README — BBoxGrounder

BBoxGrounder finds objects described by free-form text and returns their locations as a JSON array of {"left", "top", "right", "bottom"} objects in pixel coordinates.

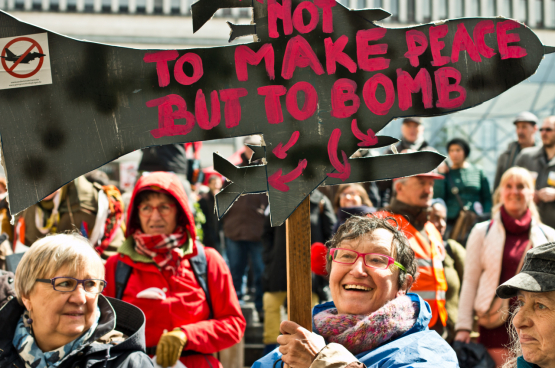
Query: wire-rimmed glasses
[{"left": 329, "top": 248, "right": 406, "bottom": 271}]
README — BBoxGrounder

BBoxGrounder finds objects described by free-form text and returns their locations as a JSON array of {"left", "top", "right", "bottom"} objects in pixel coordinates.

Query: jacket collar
[
  {"left": 517, "top": 356, "right": 539, "bottom": 368},
  {"left": 528, "top": 145, "right": 555, "bottom": 167},
  {"left": 387, "top": 199, "right": 430, "bottom": 231},
  {"left": 490, "top": 211, "right": 548, "bottom": 245}
]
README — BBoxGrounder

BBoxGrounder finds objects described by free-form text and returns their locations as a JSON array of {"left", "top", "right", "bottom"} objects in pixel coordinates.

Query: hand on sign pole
[
  {"left": 156, "top": 328, "right": 187, "bottom": 368},
  {"left": 277, "top": 320, "right": 326, "bottom": 368}
]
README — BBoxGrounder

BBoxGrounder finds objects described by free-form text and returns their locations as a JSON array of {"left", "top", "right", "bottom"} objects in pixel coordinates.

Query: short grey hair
[
  {"left": 325, "top": 215, "right": 418, "bottom": 290},
  {"left": 14, "top": 233, "right": 104, "bottom": 305}
]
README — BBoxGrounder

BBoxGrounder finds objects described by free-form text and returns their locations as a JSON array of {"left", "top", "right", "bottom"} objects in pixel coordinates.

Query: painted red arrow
[
  {"left": 327, "top": 128, "right": 351, "bottom": 181},
  {"left": 268, "top": 159, "right": 308, "bottom": 192},
  {"left": 351, "top": 119, "right": 378, "bottom": 147},
  {"left": 272, "top": 131, "right": 300, "bottom": 159}
]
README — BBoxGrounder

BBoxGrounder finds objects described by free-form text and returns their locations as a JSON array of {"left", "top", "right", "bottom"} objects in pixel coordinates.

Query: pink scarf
[
  {"left": 313, "top": 295, "right": 417, "bottom": 355},
  {"left": 133, "top": 227, "right": 188, "bottom": 274}
]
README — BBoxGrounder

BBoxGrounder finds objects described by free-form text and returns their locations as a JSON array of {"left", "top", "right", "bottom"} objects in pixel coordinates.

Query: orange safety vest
[{"left": 381, "top": 212, "right": 448, "bottom": 328}]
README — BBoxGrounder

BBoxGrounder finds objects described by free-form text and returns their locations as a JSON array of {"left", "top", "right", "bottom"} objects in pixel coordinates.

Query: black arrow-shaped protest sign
[
  {"left": 214, "top": 149, "right": 444, "bottom": 221},
  {"left": 0, "top": 0, "right": 553, "bottom": 227}
]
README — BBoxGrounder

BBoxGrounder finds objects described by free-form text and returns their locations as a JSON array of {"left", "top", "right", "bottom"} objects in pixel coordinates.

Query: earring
[{"left": 23, "top": 311, "right": 33, "bottom": 327}]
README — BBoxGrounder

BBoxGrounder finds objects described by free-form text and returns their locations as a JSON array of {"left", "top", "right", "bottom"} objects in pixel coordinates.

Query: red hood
[{"left": 126, "top": 172, "right": 197, "bottom": 244}]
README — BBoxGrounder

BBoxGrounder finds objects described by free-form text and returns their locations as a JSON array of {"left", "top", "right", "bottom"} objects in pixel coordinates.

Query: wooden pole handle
[{"left": 286, "top": 195, "right": 313, "bottom": 330}]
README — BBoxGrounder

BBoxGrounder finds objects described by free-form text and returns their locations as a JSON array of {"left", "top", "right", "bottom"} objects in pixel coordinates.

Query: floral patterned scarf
[{"left": 313, "top": 295, "right": 418, "bottom": 355}]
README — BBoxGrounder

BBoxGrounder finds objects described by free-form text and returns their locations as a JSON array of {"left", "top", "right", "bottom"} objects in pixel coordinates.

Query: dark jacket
[
  {"left": 517, "top": 356, "right": 539, "bottom": 367},
  {"left": 0, "top": 295, "right": 153, "bottom": 368},
  {"left": 139, "top": 144, "right": 188, "bottom": 174},
  {"left": 0, "top": 270, "right": 15, "bottom": 309},
  {"left": 261, "top": 190, "right": 335, "bottom": 297},
  {"left": 494, "top": 141, "right": 533, "bottom": 190},
  {"left": 198, "top": 191, "right": 221, "bottom": 250},
  {"left": 515, "top": 145, "right": 555, "bottom": 229},
  {"left": 222, "top": 154, "right": 268, "bottom": 242},
  {"left": 433, "top": 163, "right": 492, "bottom": 220}
]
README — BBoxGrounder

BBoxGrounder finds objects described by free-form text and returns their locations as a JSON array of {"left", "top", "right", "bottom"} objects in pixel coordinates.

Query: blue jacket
[{"left": 253, "top": 293, "right": 458, "bottom": 367}]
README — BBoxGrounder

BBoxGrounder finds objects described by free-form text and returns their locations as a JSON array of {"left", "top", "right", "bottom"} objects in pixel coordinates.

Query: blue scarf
[{"left": 13, "top": 307, "right": 101, "bottom": 368}]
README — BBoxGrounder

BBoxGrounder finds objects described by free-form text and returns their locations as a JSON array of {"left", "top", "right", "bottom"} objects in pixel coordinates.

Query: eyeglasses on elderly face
[
  {"left": 138, "top": 203, "right": 176, "bottom": 216},
  {"left": 329, "top": 248, "right": 406, "bottom": 271},
  {"left": 36, "top": 277, "right": 107, "bottom": 294},
  {"left": 539, "top": 127, "right": 554, "bottom": 133}
]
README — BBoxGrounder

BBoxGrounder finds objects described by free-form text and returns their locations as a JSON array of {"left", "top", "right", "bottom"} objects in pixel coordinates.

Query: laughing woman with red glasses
[
  {"left": 253, "top": 215, "right": 458, "bottom": 368},
  {"left": 103, "top": 172, "right": 246, "bottom": 368}
]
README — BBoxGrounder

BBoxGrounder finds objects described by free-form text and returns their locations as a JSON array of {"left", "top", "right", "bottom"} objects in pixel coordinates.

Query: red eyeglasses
[
  {"left": 138, "top": 203, "right": 176, "bottom": 216},
  {"left": 329, "top": 248, "right": 406, "bottom": 271}
]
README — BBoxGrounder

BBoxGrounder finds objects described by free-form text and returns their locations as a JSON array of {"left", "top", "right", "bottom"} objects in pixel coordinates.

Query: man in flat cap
[{"left": 493, "top": 111, "right": 538, "bottom": 190}]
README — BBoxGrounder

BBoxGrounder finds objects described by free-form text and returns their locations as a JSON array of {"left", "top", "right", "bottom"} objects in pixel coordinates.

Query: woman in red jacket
[{"left": 104, "top": 172, "right": 246, "bottom": 368}]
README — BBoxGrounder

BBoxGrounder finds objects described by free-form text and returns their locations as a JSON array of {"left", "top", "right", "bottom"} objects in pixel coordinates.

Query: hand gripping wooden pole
[{"left": 286, "top": 195, "right": 312, "bottom": 331}]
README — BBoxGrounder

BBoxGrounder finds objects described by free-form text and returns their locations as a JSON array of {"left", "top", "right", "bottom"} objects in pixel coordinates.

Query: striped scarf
[
  {"left": 133, "top": 227, "right": 188, "bottom": 274},
  {"left": 313, "top": 295, "right": 418, "bottom": 355}
]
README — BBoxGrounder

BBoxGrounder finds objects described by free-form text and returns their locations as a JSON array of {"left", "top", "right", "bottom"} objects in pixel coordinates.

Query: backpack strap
[
  {"left": 443, "top": 240, "right": 455, "bottom": 261},
  {"left": 115, "top": 260, "right": 133, "bottom": 300},
  {"left": 485, "top": 220, "right": 494, "bottom": 236},
  {"left": 190, "top": 242, "right": 214, "bottom": 319},
  {"left": 113, "top": 243, "right": 214, "bottom": 319}
]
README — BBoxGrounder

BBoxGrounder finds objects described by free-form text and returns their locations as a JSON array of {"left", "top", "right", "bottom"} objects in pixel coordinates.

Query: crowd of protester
[{"left": 2, "top": 112, "right": 555, "bottom": 368}]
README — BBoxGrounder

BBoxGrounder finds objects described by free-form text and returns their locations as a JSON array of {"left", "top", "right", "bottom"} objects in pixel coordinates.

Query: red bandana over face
[{"left": 133, "top": 226, "right": 189, "bottom": 274}]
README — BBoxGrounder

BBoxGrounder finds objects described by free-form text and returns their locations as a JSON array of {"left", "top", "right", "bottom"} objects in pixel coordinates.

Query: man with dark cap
[
  {"left": 493, "top": 111, "right": 538, "bottom": 190},
  {"left": 377, "top": 117, "right": 437, "bottom": 207},
  {"left": 516, "top": 116, "right": 555, "bottom": 229}
]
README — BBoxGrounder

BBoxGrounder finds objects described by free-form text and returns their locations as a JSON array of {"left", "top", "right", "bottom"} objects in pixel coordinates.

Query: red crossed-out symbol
[{"left": 1, "top": 37, "right": 45, "bottom": 79}]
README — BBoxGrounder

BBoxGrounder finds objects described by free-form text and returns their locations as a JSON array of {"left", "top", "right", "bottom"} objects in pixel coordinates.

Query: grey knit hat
[{"left": 497, "top": 242, "right": 555, "bottom": 299}]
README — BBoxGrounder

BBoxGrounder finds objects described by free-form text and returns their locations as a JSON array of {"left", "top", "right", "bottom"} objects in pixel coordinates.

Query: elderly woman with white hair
[{"left": 0, "top": 233, "right": 153, "bottom": 368}]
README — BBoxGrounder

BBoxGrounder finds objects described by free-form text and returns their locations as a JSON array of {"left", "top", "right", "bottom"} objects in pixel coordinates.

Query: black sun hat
[{"left": 497, "top": 242, "right": 555, "bottom": 299}]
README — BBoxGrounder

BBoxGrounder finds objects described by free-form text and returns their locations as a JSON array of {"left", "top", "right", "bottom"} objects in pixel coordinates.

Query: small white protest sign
[{"left": 0, "top": 32, "right": 52, "bottom": 90}]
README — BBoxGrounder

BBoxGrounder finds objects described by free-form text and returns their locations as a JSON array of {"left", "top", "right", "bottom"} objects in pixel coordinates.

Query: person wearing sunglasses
[
  {"left": 0, "top": 233, "right": 153, "bottom": 368},
  {"left": 516, "top": 116, "right": 555, "bottom": 230},
  {"left": 253, "top": 215, "right": 458, "bottom": 368},
  {"left": 103, "top": 172, "right": 245, "bottom": 368}
]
